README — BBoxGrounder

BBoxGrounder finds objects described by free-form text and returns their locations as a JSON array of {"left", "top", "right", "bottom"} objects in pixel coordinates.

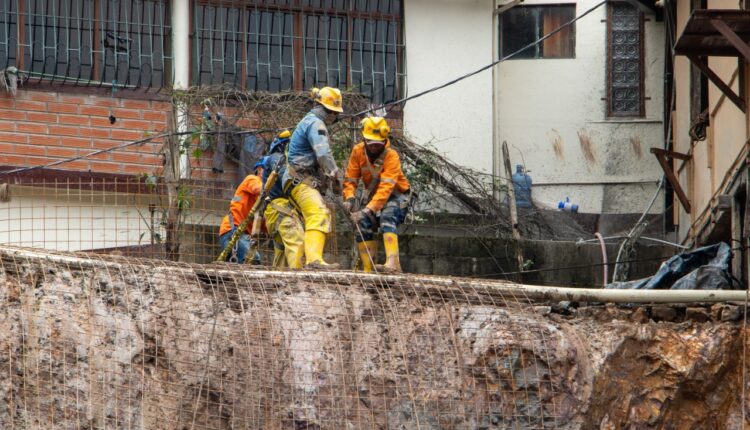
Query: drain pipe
[{"left": 594, "top": 232, "right": 608, "bottom": 287}]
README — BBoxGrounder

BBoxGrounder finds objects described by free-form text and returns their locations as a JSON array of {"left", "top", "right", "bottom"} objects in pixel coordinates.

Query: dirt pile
[{"left": 0, "top": 247, "right": 746, "bottom": 429}]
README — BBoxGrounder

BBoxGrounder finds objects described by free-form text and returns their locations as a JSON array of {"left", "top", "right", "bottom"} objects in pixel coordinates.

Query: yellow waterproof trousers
[
  {"left": 289, "top": 183, "right": 331, "bottom": 233},
  {"left": 264, "top": 198, "right": 305, "bottom": 269}
]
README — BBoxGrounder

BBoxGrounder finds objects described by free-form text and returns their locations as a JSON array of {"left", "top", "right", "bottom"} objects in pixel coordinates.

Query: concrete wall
[
  {"left": 494, "top": 0, "right": 665, "bottom": 216},
  {"left": 402, "top": 0, "right": 495, "bottom": 174}
]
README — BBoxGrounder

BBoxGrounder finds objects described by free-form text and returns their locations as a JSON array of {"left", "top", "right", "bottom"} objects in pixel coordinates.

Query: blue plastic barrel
[{"left": 512, "top": 164, "right": 533, "bottom": 208}]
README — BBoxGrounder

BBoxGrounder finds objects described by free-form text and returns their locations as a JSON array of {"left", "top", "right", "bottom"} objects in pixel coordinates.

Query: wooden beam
[
  {"left": 710, "top": 19, "right": 750, "bottom": 63},
  {"left": 502, "top": 141, "right": 524, "bottom": 275},
  {"left": 652, "top": 150, "right": 691, "bottom": 213},
  {"left": 650, "top": 147, "right": 691, "bottom": 161},
  {"left": 687, "top": 54, "right": 746, "bottom": 112}
]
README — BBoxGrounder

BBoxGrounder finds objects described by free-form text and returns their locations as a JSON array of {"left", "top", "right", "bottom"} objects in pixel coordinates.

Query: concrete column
[{"left": 172, "top": 0, "right": 190, "bottom": 178}]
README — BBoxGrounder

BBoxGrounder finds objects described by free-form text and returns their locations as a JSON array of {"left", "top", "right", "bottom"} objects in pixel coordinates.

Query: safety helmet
[
  {"left": 269, "top": 129, "right": 291, "bottom": 154},
  {"left": 361, "top": 117, "right": 390, "bottom": 142},
  {"left": 311, "top": 87, "right": 343, "bottom": 113}
]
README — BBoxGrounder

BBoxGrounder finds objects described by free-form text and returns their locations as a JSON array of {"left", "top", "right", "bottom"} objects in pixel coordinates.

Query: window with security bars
[
  {"left": 192, "top": 0, "right": 403, "bottom": 105},
  {"left": 499, "top": 4, "right": 576, "bottom": 59},
  {"left": 607, "top": 2, "right": 644, "bottom": 117},
  {"left": 0, "top": 0, "right": 172, "bottom": 90}
]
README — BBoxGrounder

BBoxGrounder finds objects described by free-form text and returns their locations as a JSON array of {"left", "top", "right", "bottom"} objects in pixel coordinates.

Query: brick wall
[{"left": 0, "top": 89, "right": 171, "bottom": 175}]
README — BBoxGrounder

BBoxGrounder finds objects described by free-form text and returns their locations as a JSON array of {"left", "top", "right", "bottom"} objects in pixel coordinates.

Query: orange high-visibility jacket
[
  {"left": 219, "top": 175, "right": 263, "bottom": 236},
  {"left": 343, "top": 140, "right": 410, "bottom": 212}
]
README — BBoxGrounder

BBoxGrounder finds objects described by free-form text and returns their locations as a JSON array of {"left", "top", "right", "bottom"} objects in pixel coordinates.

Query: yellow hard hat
[
  {"left": 361, "top": 117, "right": 390, "bottom": 141},
  {"left": 278, "top": 129, "right": 291, "bottom": 139},
  {"left": 311, "top": 87, "right": 343, "bottom": 113}
]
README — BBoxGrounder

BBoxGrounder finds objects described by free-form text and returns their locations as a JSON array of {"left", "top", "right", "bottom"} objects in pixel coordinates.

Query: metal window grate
[
  {"left": 0, "top": 0, "right": 172, "bottom": 90},
  {"left": 607, "top": 2, "right": 643, "bottom": 117},
  {"left": 192, "top": 0, "right": 404, "bottom": 106}
]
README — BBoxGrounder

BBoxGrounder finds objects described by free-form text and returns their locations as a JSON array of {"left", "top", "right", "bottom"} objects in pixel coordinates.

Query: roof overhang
[{"left": 621, "top": 0, "right": 663, "bottom": 19}]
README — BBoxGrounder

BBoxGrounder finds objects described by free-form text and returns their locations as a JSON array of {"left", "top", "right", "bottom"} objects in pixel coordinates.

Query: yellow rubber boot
[
  {"left": 357, "top": 240, "right": 378, "bottom": 272},
  {"left": 378, "top": 232, "right": 402, "bottom": 273},
  {"left": 304, "top": 230, "right": 339, "bottom": 268}
]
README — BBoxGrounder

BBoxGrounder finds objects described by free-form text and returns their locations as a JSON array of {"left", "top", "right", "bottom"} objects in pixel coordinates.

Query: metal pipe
[
  {"left": 172, "top": 0, "right": 190, "bottom": 179},
  {"left": 3, "top": 245, "right": 748, "bottom": 304},
  {"left": 595, "top": 232, "right": 608, "bottom": 286}
]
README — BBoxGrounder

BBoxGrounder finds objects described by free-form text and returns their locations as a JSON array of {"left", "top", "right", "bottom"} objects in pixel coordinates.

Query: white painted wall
[
  {"left": 403, "top": 0, "right": 495, "bottom": 175},
  {"left": 494, "top": 0, "right": 665, "bottom": 214}
]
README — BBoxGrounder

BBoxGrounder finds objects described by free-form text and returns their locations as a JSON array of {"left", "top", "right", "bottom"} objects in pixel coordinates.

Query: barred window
[
  {"left": 0, "top": 0, "right": 172, "bottom": 90},
  {"left": 192, "top": 0, "right": 404, "bottom": 105},
  {"left": 607, "top": 2, "right": 644, "bottom": 117}
]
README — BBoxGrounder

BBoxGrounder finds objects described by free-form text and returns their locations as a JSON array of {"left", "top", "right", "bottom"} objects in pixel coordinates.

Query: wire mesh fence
[{"left": 0, "top": 244, "right": 566, "bottom": 429}]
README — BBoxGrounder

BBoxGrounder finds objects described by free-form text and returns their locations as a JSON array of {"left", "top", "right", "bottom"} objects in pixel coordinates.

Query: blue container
[
  {"left": 512, "top": 164, "right": 533, "bottom": 208},
  {"left": 557, "top": 197, "right": 579, "bottom": 213}
]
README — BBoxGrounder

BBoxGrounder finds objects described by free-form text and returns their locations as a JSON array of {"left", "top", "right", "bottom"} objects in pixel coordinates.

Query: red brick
[
  {"left": 0, "top": 110, "right": 26, "bottom": 121},
  {"left": 58, "top": 115, "right": 91, "bottom": 126},
  {"left": 87, "top": 152, "right": 111, "bottom": 161},
  {"left": 31, "top": 135, "right": 61, "bottom": 146},
  {"left": 56, "top": 95, "right": 86, "bottom": 104},
  {"left": 111, "top": 108, "right": 142, "bottom": 120},
  {"left": 47, "top": 103, "right": 79, "bottom": 114},
  {"left": 142, "top": 110, "right": 168, "bottom": 122},
  {"left": 46, "top": 147, "right": 78, "bottom": 158},
  {"left": 17, "top": 123, "right": 48, "bottom": 134},
  {"left": 0, "top": 154, "right": 52, "bottom": 166},
  {"left": 0, "top": 142, "right": 14, "bottom": 153},
  {"left": 0, "top": 99, "right": 15, "bottom": 109},
  {"left": 90, "top": 117, "right": 116, "bottom": 128},
  {"left": 122, "top": 164, "right": 153, "bottom": 174},
  {"left": 60, "top": 160, "right": 89, "bottom": 170},
  {"left": 27, "top": 112, "right": 58, "bottom": 123},
  {"left": 15, "top": 143, "right": 46, "bottom": 156},
  {"left": 48, "top": 125, "right": 80, "bottom": 137},
  {"left": 0, "top": 132, "right": 28, "bottom": 144},
  {"left": 14, "top": 100, "right": 47, "bottom": 111},
  {"left": 92, "top": 140, "right": 117, "bottom": 150},
  {"left": 89, "top": 98, "right": 120, "bottom": 107},
  {"left": 121, "top": 99, "right": 151, "bottom": 110},
  {"left": 110, "top": 129, "right": 146, "bottom": 141},
  {"left": 0, "top": 121, "right": 15, "bottom": 132},
  {"left": 152, "top": 101, "right": 171, "bottom": 110},
  {"left": 23, "top": 92, "right": 57, "bottom": 103},
  {"left": 89, "top": 161, "right": 122, "bottom": 173},
  {"left": 59, "top": 137, "right": 92, "bottom": 148},
  {"left": 78, "top": 128, "right": 110, "bottom": 139},
  {"left": 115, "top": 119, "right": 152, "bottom": 130},
  {"left": 80, "top": 105, "right": 111, "bottom": 116}
]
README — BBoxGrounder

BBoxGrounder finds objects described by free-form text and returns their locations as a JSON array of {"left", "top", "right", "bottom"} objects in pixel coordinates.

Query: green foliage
[
  {"left": 522, "top": 259, "right": 534, "bottom": 271},
  {"left": 176, "top": 185, "right": 192, "bottom": 212}
]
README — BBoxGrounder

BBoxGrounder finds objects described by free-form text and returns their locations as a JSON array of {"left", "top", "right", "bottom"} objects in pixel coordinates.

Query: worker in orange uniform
[
  {"left": 218, "top": 167, "right": 264, "bottom": 264},
  {"left": 343, "top": 117, "right": 411, "bottom": 272}
]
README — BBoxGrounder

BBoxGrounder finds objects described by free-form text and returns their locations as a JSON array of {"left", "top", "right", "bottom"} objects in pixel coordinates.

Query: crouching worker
[
  {"left": 260, "top": 130, "right": 305, "bottom": 268},
  {"left": 282, "top": 86, "right": 344, "bottom": 268},
  {"left": 343, "top": 117, "right": 411, "bottom": 272},
  {"left": 218, "top": 166, "right": 264, "bottom": 264}
]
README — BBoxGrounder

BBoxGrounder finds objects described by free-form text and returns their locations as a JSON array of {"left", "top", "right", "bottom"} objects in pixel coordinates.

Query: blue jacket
[
  {"left": 283, "top": 109, "right": 338, "bottom": 188},
  {"left": 261, "top": 152, "right": 286, "bottom": 200}
]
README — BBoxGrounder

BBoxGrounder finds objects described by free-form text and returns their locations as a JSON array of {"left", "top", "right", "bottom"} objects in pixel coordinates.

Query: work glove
[
  {"left": 342, "top": 198, "right": 355, "bottom": 213},
  {"left": 350, "top": 208, "right": 372, "bottom": 225}
]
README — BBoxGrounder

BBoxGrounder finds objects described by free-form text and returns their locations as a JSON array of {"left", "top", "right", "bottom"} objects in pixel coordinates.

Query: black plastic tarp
[{"left": 606, "top": 242, "right": 736, "bottom": 290}]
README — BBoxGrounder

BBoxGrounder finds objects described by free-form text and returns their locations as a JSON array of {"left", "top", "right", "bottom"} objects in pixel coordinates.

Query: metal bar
[
  {"left": 687, "top": 54, "right": 746, "bottom": 112},
  {"left": 652, "top": 149, "right": 691, "bottom": 213}
]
